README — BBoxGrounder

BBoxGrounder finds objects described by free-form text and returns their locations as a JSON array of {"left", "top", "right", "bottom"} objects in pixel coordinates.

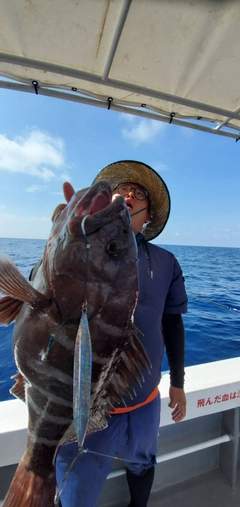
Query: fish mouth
[
  {"left": 88, "top": 189, "right": 112, "bottom": 216},
  {"left": 68, "top": 181, "right": 130, "bottom": 237}
]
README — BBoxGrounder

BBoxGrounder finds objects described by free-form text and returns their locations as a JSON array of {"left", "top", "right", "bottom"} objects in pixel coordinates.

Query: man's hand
[
  {"left": 168, "top": 386, "right": 186, "bottom": 423},
  {"left": 51, "top": 182, "right": 76, "bottom": 222},
  {"left": 63, "top": 182, "right": 75, "bottom": 202}
]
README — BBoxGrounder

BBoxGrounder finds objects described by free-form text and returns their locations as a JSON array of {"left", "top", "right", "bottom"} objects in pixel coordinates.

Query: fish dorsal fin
[
  {"left": 87, "top": 324, "right": 151, "bottom": 434},
  {"left": 10, "top": 373, "right": 26, "bottom": 402},
  {"left": 0, "top": 252, "right": 50, "bottom": 309},
  {"left": 0, "top": 296, "right": 24, "bottom": 324}
]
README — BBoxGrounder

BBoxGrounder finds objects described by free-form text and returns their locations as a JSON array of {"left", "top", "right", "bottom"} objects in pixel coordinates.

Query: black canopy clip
[
  {"left": 169, "top": 112, "right": 175, "bottom": 124},
  {"left": 108, "top": 97, "right": 113, "bottom": 110},
  {"left": 32, "top": 81, "right": 39, "bottom": 95}
]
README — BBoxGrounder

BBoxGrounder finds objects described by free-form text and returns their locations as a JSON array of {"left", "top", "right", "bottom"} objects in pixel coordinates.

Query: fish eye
[{"left": 106, "top": 240, "right": 121, "bottom": 256}]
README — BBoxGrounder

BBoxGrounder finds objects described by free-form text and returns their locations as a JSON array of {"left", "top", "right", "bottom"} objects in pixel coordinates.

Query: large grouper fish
[{"left": 0, "top": 181, "right": 151, "bottom": 507}]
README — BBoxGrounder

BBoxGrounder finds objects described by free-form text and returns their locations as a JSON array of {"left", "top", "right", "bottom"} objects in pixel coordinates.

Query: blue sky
[{"left": 0, "top": 87, "right": 239, "bottom": 247}]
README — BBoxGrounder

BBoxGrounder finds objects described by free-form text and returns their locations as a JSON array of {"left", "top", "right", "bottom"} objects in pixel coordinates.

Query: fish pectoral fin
[
  {"left": 10, "top": 372, "right": 26, "bottom": 402},
  {"left": 0, "top": 296, "right": 24, "bottom": 324},
  {"left": 88, "top": 325, "right": 152, "bottom": 432},
  {"left": 109, "top": 326, "right": 152, "bottom": 400},
  {"left": 0, "top": 252, "right": 51, "bottom": 310},
  {"left": 87, "top": 412, "right": 108, "bottom": 434}
]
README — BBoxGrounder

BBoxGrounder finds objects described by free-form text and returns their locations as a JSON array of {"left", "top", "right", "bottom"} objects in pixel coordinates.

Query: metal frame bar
[
  {"left": 102, "top": 0, "right": 132, "bottom": 80},
  {"left": 107, "top": 433, "right": 231, "bottom": 480},
  {"left": 107, "top": 408, "right": 240, "bottom": 485},
  {"left": 0, "top": 79, "right": 239, "bottom": 139},
  {"left": 220, "top": 407, "right": 240, "bottom": 487},
  {"left": 1, "top": 52, "right": 240, "bottom": 128}
]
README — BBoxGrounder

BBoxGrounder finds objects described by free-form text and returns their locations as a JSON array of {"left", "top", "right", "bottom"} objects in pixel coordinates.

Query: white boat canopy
[{"left": 1, "top": 0, "right": 240, "bottom": 139}]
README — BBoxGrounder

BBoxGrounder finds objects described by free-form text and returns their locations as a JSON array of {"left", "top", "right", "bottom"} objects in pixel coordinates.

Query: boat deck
[
  {"left": 0, "top": 466, "right": 239, "bottom": 507},
  {"left": 114, "top": 466, "right": 240, "bottom": 507}
]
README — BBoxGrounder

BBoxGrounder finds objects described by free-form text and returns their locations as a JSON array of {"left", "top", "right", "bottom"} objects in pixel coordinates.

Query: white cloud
[
  {"left": 153, "top": 162, "right": 168, "bottom": 172},
  {"left": 59, "top": 171, "right": 72, "bottom": 182},
  {"left": 26, "top": 184, "right": 45, "bottom": 193},
  {"left": 121, "top": 114, "right": 135, "bottom": 124},
  {"left": 120, "top": 115, "right": 165, "bottom": 145},
  {"left": 0, "top": 129, "right": 68, "bottom": 181}
]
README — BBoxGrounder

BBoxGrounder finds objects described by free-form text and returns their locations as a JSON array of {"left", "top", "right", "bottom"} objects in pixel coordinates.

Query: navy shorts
[{"left": 56, "top": 393, "right": 161, "bottom": 507}]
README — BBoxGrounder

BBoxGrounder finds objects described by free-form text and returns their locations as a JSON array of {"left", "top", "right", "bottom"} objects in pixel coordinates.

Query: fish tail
[{"left": 3, "top": 460, "right": 56, "bottom": 507}]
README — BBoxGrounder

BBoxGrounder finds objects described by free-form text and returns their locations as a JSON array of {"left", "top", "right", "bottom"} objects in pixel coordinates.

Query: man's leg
[
  {"left": 126, "top": 466, "right": 155, "bottom": 507},
  {"left": 122, "top": 394, "right": 161, "bottom": 507}
]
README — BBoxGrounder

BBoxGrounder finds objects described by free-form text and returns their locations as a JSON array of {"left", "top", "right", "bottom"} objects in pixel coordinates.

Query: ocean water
[{"left": 0, "top": 238, "right": 239, "bottom": 401}]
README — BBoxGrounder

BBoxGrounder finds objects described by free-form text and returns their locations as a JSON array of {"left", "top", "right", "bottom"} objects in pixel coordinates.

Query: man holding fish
[
  {"left": 0, "top": 159, "right": 186, "bottom": 507},
  {"left": 56, "top": 160, "right": 187, "bottom": 507}
]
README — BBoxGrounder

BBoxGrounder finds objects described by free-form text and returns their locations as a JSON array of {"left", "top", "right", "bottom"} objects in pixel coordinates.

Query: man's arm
[
  {"left": 162, "top": 313, "right": 186, "bottom": 422},
  {"left": 51, "top": 182, "right": 75, "bottom": 221}
]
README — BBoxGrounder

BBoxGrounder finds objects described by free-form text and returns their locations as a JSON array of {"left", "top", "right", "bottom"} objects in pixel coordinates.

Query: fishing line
[
  {"left": 83, "top": 448, "right": 142, "bottom": 464},
  {"left": 188, "top": 292, "right": 240, "bottom": 313},
  {"left": 54, "top": 450, "right": 84, "bottom": 505},
  {"left": 54, "top": 445, "right": 141, "bottom": 505}
]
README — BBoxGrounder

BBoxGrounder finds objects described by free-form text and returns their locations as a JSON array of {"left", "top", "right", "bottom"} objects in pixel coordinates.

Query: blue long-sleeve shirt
[{"left": 122, "top": 233, "right": 188, "bottom": 407}]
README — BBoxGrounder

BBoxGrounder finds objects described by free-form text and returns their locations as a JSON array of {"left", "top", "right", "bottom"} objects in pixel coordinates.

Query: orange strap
[{"left": 109, "top": 386, "right": 159, "bottom": 414}]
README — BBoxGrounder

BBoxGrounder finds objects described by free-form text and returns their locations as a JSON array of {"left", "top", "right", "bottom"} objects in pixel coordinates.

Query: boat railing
[{"left": 0, "top": 357, "right": 239, "bottom": 505}]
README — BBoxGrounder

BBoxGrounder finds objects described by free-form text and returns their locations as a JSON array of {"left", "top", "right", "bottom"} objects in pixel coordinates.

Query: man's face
[{"left": 112, "top": 183, "right": 150, "bottom": 235}]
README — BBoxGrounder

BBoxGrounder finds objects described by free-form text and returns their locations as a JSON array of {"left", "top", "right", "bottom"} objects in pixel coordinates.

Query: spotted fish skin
[{"left": 0, "top": 181, "right": 150, "bottom": 507}]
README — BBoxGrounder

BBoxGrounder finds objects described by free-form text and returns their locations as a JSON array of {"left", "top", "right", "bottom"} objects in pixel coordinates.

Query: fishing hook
[{"left": 81, "top": 215, "right": 90, "bottom": 248}]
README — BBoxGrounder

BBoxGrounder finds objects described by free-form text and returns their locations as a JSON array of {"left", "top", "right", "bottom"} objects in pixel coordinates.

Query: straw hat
[{"left": 92, "top": 160, "right": 170, "bottom": 241}]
